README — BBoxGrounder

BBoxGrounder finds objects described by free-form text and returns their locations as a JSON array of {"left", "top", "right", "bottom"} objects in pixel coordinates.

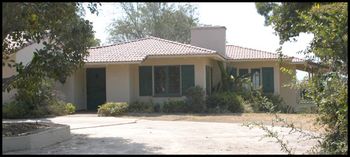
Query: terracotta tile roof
[
  {"left": 86, "top": 36, "right": 218, "bottom": 63},
  {"left": 86, "top": 36, "right": 306, "bottom": 63},
  {"left": 225, "top": 45, "right": 304, "bottom": 63}
]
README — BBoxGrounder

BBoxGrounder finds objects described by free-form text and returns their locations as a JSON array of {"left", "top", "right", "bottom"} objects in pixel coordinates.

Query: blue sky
[{"left": 83, "top": 2, "right": 312, "bottom": 80}]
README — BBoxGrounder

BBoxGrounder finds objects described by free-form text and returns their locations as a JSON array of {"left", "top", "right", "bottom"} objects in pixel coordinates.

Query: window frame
[{"left": 153, "top": 65, "right": 181, "bottom": 97}]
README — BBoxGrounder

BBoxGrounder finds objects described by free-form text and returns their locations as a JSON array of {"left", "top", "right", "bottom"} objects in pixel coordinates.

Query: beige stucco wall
[
  {"left": 279, "top": 64, "right": 298, "bottom": 108},
  {"left": 53, "top": 68, "right": 85, "bottom": 110},
  {"left": 15, "top": 42, "right": 45, "bottom": 66},
  {"left": 106, "top": 64, "right": 131, "bottom": 103},
  {"left": 131, "top": 56, "right": 219, "bottom": 104}
]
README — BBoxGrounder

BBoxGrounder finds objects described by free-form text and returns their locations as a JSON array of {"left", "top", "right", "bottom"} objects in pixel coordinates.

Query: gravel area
[{"left": 3, "top": 114, "right": 320, "bottom": 154}]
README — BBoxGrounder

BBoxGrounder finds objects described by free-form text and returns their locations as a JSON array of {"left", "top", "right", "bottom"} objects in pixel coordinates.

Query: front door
[{"left": 86, "top": 68, "right": 106, "bottom": 111}]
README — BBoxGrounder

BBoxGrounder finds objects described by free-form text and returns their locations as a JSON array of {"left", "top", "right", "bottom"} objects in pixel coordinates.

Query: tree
[
  {"left": 255, "top": 2, "right": 348, "bottom": 154},
  {"left": 2, "top": 2, "right": 100, "bottom": 92},
  {"left": 107, "top": 3, "right": 199, "bottom": 44}
]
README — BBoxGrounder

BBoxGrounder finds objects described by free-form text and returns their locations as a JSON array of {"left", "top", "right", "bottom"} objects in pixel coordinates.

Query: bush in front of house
[
  {"left": 184, "top": 86, "right": 206, "bottom": 113},
  {"left": 2, "top": 101, "right": 30, "bottom": 119},
  {"left": 46, "top": 100, "right": 68, "bottom": 116},
  {"left": 128, "top": 101, "right": 154, "bottom": 113},
  {"left": 162, "top": 100, "right": 188, "bottom": 113},
  {"left": 97, "top": 102, "right": 128, "bottom": 116},
  {"left": 206, "top": 92, "right": 244, "bottom": 113},
  {"left": 65, "top": 103, "right": 76, "bottom": 114}
]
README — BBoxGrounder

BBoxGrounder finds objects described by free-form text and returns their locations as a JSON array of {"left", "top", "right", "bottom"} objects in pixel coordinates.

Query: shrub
[
  {"left": 162, "top": 100, "right": 188, "bottom": 113},
  {"left": 65, "top": 103, "right": 76, "bottom": 114},
  {"left": 206, "top": 92, "right": 244, "bottom": 113},
  {"left": 249, "top": 90, "right": 275, "bottom": 113},
  {"left": 47, "top": 101, "right": 68, "bottom": 116},
  {"left": 128, "top": 101, "right": 154, "bottom": 113},
  {"left": 97, "top": 102, "right": 128, "bottom": 116},
  {"left": 3, "top": 101, "right": 30, "bottom": 119},
  {"left": 153, "top": 103, "right": 162, "bottom": 113},
  {"left": 184, "top": 86, "right": 206, "bottom": 113}
]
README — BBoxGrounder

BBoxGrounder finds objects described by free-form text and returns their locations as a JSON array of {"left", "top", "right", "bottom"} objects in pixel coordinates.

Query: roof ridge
[
  {"left": 89, "top": 37, "right": 151, "bottom": 49},
  {"left": 148, "top": 36, "right": 216, "bottom": 53},
  {"left": 226, "top": 44, "right": 291, "bottom": 58}
]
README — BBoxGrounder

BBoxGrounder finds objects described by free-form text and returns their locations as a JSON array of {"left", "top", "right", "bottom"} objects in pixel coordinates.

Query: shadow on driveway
[{"left": 5, "top": 133, "right": 162, "bottom": 154}]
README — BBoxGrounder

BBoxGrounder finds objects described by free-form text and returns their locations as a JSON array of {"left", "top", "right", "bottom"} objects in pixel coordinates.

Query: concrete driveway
[{"left": 4, "top": 114, "right": 319, "bottom": 154}]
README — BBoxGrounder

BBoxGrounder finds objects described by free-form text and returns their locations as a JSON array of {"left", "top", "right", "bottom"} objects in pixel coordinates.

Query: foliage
[
  {"left": 213, "top": 61, "right": 251, "bottom": 93},
  {"left": 2, "top": 101, "right": 30, "bottom": 119},
  {"left": 311, "top": 73, "right": 348, "bottom": 154},
  {"left": 206, "top": 92, "right": 244, "bottom": 113},
  {"left": 256, "top": 2, "right": 348, "bottom": 154},
  {"left": 265, "top": 94, "right": 294, "bottom": 113},
  {"left": 107, "top": 3, "right": 198, "bottom": 44},
  {"left": 47, "top": 101, "right": 68, "bottom": 116},
  {"left": 153, "top": 103, "right": 162, "bottom": 113},
  {"left": 2, "top": 2, "right": 99, "bottom": 92},
  {"left": 97, "top": 102, "right": 129, "bottom": 116},
  {"left": 65, "top": 103, "right": 76, "bottom": 114},
  {"left": 184, "top": 86, "right": 206, "bottom": 113},
  {"left": 162, "top": 100, "right": 188, "bottom": 113},
  {"left": 128, "top": 101, "right": 154, "bottom": 113}
]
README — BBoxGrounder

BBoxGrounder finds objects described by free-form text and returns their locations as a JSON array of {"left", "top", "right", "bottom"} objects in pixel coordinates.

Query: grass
[{"left": 122, "top": 113, "right": 324, "bottom": 133}]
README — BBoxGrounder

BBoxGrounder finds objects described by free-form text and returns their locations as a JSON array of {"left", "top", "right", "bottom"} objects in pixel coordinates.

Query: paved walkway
[{"left": 4, "top": 114, "right": 319, "bottom": 154}]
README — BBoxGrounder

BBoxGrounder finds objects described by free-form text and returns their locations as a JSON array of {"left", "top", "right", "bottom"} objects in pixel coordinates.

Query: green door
[{"left": 86, "top": 68, "right": 106, "bottom": 111}]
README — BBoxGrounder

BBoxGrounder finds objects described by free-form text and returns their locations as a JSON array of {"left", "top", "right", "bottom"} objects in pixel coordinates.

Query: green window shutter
[
  {"left": 206, "top": 66, "right": 212, "bottom": 95},
  {"left": 239, "top": 69, "right": 248, "bottom": 77},
  {"left": 139, "top": 66, "right": 153, "bottom": 96},
  {"left": 181, "top": 65, "right": 195, "bottom": 96},
  {"left": 262, "top": 67, "right": 274, "bottom": 93}
]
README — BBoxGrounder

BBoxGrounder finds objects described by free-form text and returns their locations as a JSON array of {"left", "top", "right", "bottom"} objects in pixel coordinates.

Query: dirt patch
[
  {"left": 122, "top": 113, "right": 324, "bottom": 133},
  {"left": 2, "top": 122, "right": 62, "bottom": 137}
]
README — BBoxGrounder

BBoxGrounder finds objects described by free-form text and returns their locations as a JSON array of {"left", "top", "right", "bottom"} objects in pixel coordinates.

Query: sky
[{"left": 83, "top": 2, "right": 312, "bottom": 80}]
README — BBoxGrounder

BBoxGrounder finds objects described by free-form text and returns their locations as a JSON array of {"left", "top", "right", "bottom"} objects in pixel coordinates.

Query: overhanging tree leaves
[
  {"left": 107, "top": 2, "right": 199, "bottom": 44},
  {"left": 2, "top": 2, "right": 100, "bottom": 92},
  {"left": 255, "top": 2, "right": 348, "bottom": 154}
]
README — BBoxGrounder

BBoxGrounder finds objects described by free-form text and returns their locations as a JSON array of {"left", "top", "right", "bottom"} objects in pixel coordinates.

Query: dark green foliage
[
  {"left": 47, "top": 101, "right": 68, "bottom": 116},
  {"left": 162, "top": 100, "right": 188, "bottom": 113},
  {"left": 184, "top": 86, "right": 205, "bottom": 113},
  {"left": 97, "top": 102, "right": 129, "bottom": 117},
  {"left": 3, "top": 2, "right": 99, "bottom": 92},
  {"left": 206, "top": 92, "right": 244, "bottom": 113},
  {"left": 3, "top": 101, "right": 30, "bottom": 119},
  {"left": 128, "top": 101, "right": 154, "bottom": 113},
  {"left": 265, "top": 94, "right": 294, "bottom": 113},
  {"left": 256, "top": 2, "right": 348, "bottom": 154}
]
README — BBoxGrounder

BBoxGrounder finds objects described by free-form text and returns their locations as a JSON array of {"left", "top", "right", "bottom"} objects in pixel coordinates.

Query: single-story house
[{"left": 2, "top": 26, "right": 317, "bottom": 111}]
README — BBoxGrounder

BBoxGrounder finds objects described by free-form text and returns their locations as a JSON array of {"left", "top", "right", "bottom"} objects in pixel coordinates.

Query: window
[
  {"left": 251, "top": 68, "right": 261, "bottom": 89},
  {"left": 239, "top": 69, "right": 248, "bottom": 77},
  {"left": 154, "top": 66, "right": 180, "bottom": 96},
  {"left": 239, "top": 68, "right": 249, "bottom": 91},
  {"left": 139, "top": 65, "right": 195, "bottom": 97}
]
